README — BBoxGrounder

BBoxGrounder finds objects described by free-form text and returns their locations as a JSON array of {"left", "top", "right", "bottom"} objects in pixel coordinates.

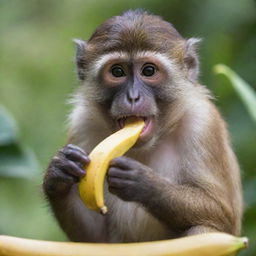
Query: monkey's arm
[
  {"left": 43, "top": 144, "right": 107, "bottom": 242},
  {"left": 141, "top": 180, "right": 234, "bottom": 235},
  {"left": 108, "top": 156, "right": 236, "bottom": 236}
]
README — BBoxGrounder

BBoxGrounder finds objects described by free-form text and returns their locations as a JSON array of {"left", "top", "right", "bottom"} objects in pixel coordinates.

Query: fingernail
[
  {"left": 79, "top": 169, "right": 86, "bottom": 176},
  {"left": 82, "top": 156, "right": 90, "bottom": 163}
]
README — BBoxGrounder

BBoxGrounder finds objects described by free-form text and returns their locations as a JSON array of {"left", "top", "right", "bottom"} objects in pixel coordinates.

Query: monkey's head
[{"left": 74, "top": 10, "right": 201, "bottom": 148}]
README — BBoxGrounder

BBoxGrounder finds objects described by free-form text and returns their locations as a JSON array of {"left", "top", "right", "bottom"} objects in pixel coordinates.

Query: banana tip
[{"left": 100, "top": 206, "right": 108, "bottom": 215}]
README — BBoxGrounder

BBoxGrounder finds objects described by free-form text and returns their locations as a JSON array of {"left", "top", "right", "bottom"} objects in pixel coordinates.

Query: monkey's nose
[{"left": 127, "top": 87, "right": 140, "bottom": 104}]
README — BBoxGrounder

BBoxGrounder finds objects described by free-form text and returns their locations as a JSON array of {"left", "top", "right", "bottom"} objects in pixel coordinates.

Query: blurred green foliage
[
  {"left": 0, "top": 106, "right": 39, "bottom": 179},
  {"left": 214, "top": 64, "right": 256, "bottom": 123},
  {"left": 0, "top": 0, "right": 255, "bottom": 255}
]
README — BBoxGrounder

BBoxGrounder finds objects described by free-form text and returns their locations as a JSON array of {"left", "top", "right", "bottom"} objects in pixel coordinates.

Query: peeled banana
[
  {"left": 0, "top": 232, "right": 248, "bottom": 256},
  {"left": 79, "top": 118, "right": 145, "bottom": 214}
]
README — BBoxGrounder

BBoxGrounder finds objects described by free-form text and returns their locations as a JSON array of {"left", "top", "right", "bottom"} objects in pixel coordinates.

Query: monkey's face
[
  {"left": 75, "top": 11, "right": 200, "bottom": 147},
  {"left": 89, "top": 51, "right": 178, "bottom": 147}
]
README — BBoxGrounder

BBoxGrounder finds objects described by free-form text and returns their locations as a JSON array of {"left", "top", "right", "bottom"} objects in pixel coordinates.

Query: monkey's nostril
[
  {"left": 135, "top": 95, "right": 140, "bottom": 102},
  {"left": 132, "top": 95, "right": 140, "bottom": 103}
]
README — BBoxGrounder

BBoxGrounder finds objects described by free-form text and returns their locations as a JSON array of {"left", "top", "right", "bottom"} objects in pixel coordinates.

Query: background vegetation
[{"left": 0, "top": 0, "right": 255, "bottom": 255}]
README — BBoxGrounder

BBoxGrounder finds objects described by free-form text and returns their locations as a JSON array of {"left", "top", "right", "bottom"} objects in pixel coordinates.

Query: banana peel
[
  {"left": 0, "top": 232, "right": 248, "bottom": 256},
  {"left": 79, "top": 118, "right": 145, "bottom": 214}
]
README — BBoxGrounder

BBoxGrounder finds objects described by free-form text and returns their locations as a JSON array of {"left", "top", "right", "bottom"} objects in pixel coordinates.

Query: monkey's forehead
[{"left": 86, "top": 11, "right": 184, "bottom": 54}]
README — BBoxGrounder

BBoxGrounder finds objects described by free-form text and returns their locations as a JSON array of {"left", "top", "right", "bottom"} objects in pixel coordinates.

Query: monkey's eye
[
  {"left": 111, "top": 66, "right": 125, "bottom": 77},
  {"left": 142, "top": 65, "right": 156, "bottom": 77}
]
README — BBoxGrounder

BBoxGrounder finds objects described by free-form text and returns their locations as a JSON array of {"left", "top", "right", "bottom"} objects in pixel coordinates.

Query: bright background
[{"left": 0, "top": 1, "right": 255, "bottom": 255}]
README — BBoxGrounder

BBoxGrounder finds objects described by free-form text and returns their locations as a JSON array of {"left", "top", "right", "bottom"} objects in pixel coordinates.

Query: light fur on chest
[{"left": 105, "top": 192, "right": 170, "bottom": 242}]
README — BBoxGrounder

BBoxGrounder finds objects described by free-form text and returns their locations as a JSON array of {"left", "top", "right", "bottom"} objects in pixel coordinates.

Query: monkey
[{"left": 43, "top": 9, "right": 243, "bottom": 243}]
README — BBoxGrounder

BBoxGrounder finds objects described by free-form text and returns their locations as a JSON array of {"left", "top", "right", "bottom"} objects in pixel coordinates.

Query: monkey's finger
[
  {"left": 52, "top": 156, "right": 86, "bottom": 178},
  {"left": 43, "top": 168, "right": 78, "bottom": 195},
  {"left": 66, "top": 144, "right": 88, "bottom": 155},
  {"left": 110, "top": 156, "right": 144, "bottom": 170},
  {"left": 60, "top": 147, "right": 90, "bottom": 166},
  {"left": 107, "top": 176, "right": 134, "bottom": 188},
  {"left": 108, "top": 167, "right": 135, "bottom": 180},
  {"left": 49, "top": 167, "right": 78, "bottom": 184},
  {"left": 108, "top": 187, "right": 120, "bottom": 196}
]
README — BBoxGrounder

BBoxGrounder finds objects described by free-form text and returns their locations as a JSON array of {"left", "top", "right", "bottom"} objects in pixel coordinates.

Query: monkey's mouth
[{"left": 116, "top": 116, "right": 154, "bottom": 139}]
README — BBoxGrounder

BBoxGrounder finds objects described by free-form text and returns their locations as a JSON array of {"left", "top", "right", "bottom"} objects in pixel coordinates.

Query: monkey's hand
[
  {"left": 43, "top": 144, "right": 90, "bottom": 198},
  {"left": 107, "top": 156, "right": 156, "bottom": 202}
]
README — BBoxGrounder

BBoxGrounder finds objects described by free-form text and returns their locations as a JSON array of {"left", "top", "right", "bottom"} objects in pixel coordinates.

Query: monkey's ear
[
  {"left": 73, "top": 39, "right": 87, "bottom": 80},
  {"left": 184, "top": 38, "right": 201, "bottom": 82}
]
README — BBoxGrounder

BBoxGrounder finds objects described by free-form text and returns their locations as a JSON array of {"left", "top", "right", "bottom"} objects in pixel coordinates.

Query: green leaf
[
  {"left": 0, "top": 144, "right": 39, "bottom": 179},
  {"left": 0, "top": 106, "right": 19, "bottom": 146},
  {"left": 214, "top": 64, "right": 256, "bottom": 123},
  {"left": 0, "top": 106, "right": 39, "bottom": 179}
]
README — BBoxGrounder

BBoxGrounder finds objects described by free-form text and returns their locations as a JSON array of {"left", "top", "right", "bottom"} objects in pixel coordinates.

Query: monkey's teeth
[{"left": 118, "top": 117, "right": 126, "bottom": 129}]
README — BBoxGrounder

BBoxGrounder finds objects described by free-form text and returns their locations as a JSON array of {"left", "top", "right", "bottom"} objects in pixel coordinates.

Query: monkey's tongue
[{"left": 140, "top": 118, "right": 153, "bottom": 137}]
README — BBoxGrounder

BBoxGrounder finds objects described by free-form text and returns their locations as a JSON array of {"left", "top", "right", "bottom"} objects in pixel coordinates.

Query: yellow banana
[
  {"left": 79, "top": 118, "right": 145, "bottom": 214},
  {"left": 0, "top": 232, "right": 248, "bottom": 256}
]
